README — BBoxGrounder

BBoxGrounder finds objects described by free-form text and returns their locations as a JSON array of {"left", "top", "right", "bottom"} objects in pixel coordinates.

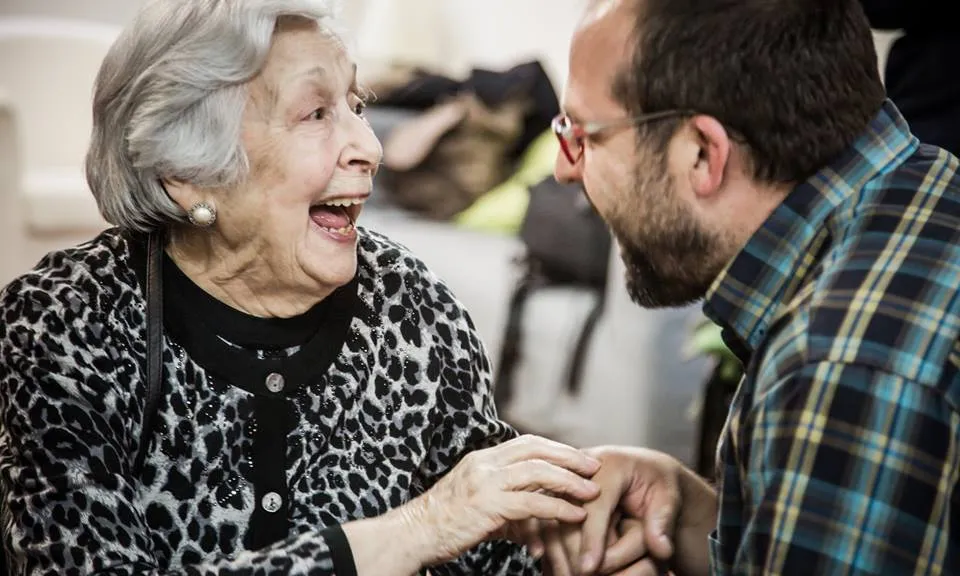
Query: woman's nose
[{"left": 340, "top": 114, "right": 383, "bottom": 174}]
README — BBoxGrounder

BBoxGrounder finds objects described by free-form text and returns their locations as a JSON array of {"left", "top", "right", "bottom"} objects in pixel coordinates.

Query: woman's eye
[
  {"left": 353, "top": 100, "right": 367, "bottom": 117},
  {"left": 308, "top": 108, "right": 328, "bottom": 121}
]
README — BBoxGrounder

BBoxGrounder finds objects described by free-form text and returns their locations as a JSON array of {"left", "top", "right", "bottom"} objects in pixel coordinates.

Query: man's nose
[{"left": 554, "top": 150, "right": 582, "bottom": 184}]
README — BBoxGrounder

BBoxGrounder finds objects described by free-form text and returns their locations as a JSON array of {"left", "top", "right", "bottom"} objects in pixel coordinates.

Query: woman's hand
[{"left": 400, "top": 434, "right": 603, "bottom": 568}]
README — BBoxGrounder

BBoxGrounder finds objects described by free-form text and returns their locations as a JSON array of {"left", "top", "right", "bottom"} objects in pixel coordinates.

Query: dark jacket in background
[
  {"left": 860, "top": 0, "right": 960, "bottom": 156},
  {"left": 861, "top": 0, "right": 960, "bottom": 155}
]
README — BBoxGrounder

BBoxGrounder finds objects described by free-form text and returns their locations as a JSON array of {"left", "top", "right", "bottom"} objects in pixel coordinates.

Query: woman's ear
[
  {"left": 160, "top": 178, "right": 198, "bottom": 213},
  {"left": 688, "top": 115, "right": 731, "bottom": 199}
]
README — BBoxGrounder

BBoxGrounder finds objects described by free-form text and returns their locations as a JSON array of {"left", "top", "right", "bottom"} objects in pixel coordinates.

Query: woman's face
[{"left": 211, "top": 18, "right": 381, "bottom": 298}]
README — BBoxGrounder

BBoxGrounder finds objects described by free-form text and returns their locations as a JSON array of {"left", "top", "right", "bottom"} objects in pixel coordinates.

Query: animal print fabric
[{"left": 0, "top": 228, "right": 539, "bottom": 575}]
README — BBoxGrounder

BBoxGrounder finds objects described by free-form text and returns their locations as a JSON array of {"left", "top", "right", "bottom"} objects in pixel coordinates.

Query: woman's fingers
[
  {"left": 542, "top": 520, "right": 576, "bottom": 576},
  {"left": 610, "top": 557, "right": 662, "bottom": 576},
  {"left": 502, "top": 460, "right": 600, "bottom": 501},
  {"left": 504, "top": 518, "right": 545, "bottom": 559},
  {"left": 494, "top": 435, "right": 602, "bottom": 477},
  {"left": 500, "top": 491, "right": 588, "bottom": 524}
]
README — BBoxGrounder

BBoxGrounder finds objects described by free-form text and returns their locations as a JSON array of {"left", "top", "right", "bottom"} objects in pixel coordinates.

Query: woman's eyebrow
[{"left": 295, "top": 65, "right": 329, "bottom": 83}]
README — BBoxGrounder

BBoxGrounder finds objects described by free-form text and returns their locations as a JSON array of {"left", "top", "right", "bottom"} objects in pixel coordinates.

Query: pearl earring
[{"left": 187, "top": 201, "right": 217, "bottom": 227}]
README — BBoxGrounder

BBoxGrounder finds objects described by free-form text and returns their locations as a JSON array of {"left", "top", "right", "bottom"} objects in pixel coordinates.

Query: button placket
[
  {"left": 264, "top": 372, "right": 285, "bottom": 393},
  {"left": 261, "top": 491, "right": 283, "bottom": 513}
]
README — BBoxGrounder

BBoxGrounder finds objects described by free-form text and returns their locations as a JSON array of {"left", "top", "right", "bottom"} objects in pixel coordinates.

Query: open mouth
[{"left": 309, "top": 196, "right": 366, "bottom": 237}]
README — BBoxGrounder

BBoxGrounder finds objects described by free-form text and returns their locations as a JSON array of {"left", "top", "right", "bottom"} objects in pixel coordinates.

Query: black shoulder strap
[
  {"left": 564, "top": 290, "right": 605, "bottom": 396},
  {"left": 133, "top": 231, "right": 164, "bottom": 476},
  {"left": 492, "top": 269, "right": 537, "bottom": 410}
]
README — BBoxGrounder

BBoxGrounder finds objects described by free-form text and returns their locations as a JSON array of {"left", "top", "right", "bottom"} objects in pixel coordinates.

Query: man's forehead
[
  {"left": 573, "top": 0, "right": 636, "bottom": 51},
  {"left": 578, "top": 0, "right": 628, "bottom": 28},
  {"left": 563, "top": 0, "right": 635, "bottom": 116}
]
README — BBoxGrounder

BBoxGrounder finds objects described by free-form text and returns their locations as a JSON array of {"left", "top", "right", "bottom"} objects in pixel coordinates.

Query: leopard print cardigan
[{"left": 0, "top": 228, "right": 539, "bottom": 575}]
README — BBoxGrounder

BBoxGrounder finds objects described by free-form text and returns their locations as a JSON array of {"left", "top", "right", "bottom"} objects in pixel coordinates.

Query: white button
[
  {"left": 265, "top": 373, "right": 285, "bottom": 393},
  {"left": 261, "top": 492, "right": 283, "bottom": 513}
]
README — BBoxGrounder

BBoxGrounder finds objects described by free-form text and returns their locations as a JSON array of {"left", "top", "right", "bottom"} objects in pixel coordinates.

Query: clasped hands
[
  {"left": 505, "top": 446, "right": 682, "bottom": 576},
  {"left": 396, "top": 436, "right": 691, "bottom": 575}
]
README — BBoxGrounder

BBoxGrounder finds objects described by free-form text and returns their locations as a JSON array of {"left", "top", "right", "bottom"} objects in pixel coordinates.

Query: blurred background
[{"left": 0, "top": 0, "right": 902, "bottom": 473}]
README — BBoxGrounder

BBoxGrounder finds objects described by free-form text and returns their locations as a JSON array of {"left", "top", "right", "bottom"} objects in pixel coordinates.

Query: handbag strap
[{"left": 133, "top": 231, "right": 164, "bottom": 476}]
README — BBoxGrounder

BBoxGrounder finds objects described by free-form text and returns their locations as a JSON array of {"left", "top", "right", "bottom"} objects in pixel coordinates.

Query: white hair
[{"left": 85, "top": 0, "right": 344, "bottom": 231}]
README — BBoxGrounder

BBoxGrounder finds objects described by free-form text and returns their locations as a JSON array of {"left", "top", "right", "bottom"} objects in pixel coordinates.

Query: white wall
[
  {"left": 0, "top": 0, "right": 585, "bottom": 87},
  {"left": 349, "top": 0, "right": 584, "bottom": 89}
]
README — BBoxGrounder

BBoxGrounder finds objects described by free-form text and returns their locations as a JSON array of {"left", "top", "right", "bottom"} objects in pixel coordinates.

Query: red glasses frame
[{"left": 551, "top": 109, "right": 691, "bottom": 164}]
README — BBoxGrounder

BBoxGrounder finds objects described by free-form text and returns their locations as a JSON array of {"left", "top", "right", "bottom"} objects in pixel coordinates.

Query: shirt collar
[{"left": 703, "top": 100, "right": 920, "bottom": 355}]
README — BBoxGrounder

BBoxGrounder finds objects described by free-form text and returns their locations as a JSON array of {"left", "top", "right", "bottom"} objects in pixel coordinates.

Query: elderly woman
[{"left": 0, "top": 0, "right": 605, "bottom": 574}]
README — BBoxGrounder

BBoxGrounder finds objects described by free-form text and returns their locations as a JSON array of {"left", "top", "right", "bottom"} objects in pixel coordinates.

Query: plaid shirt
[{"left": 703, "top": 100, "right": 960, "bottom": 575}]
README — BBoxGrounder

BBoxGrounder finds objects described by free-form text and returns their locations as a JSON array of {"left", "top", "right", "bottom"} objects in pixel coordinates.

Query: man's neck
[{"left": 726, "top": 180, "right": 793, "bottom": 249}]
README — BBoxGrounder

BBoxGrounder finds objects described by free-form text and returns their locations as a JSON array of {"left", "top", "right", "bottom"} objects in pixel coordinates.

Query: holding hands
[
  {"left": 371, "top": 436, "right": 717, "bottom": 576},
  {"left": 397, "top": 434, "right": 604, "bottom": 567},
  {"left": 512, "top": 446, "right": 718, "bottom": 576}
]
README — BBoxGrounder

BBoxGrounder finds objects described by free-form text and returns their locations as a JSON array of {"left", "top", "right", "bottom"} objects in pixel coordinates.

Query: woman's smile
[{"left": 308, "top": 193, "right": 367, "bottom": 242}]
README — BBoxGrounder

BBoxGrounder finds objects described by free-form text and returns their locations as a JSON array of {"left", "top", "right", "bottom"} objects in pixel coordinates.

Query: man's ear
[{"left": 688, "top": 115, "right": 731, "bottom": 199}]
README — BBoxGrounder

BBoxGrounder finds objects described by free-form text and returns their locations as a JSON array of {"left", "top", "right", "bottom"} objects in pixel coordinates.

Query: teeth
[
  {"left": 321, "top": 197, "right": 365, "bottom": 207},
  {"left": 318, "top": 222, "right": 355, "bottom": 235}
]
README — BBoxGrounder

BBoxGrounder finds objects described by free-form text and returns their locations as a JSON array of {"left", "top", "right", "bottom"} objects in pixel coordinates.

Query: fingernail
[
  {"left": 529, "top": 542, "right": 544, "bottom": 559},
  {"left": 587, "top": 456, "right": 602, "bottom": 467},
  {"left": 580, "top": 553, "right": 596, "bottom": 573}
]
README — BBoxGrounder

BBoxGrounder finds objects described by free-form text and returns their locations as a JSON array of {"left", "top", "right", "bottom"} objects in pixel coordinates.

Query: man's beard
[{"left": 610, "top": 162, "right": 728, "bottom": 309}]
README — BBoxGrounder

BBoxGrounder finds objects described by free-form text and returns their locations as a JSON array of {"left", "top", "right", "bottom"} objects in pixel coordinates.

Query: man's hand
[
  {"left": 504, "top": 446, "right": 716, "bottom": 575},
  {"left": 508, "top": 514, "right": 663, "bottom": 575},
  {"left": 577, "top": 446, "right": 717, "bottom": 576},
  {"left": 548, "top": 517, "right": 662, "bottom": 576}
]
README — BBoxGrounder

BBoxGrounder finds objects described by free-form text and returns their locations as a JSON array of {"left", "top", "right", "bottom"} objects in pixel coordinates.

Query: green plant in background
[
  {"left": 685, "top": 316, "right": 745, "bottom": 479},
  {"left": 685, "top": 317, "right": 742, "bottom": 383}
]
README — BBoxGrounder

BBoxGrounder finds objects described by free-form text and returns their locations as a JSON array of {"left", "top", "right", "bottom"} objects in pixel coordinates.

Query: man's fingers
[
  {"left": 642, "top": 488, "right": 678, "bottom": 560},
  {"left": 621, "top": 477, "right": 679, "bottom": 560},
  {"left": 501, "top": 492, "right": 588, "bottom": 524},
  {"left": 598, "top": 519, "right": 647, "bottom": 572},
  {"left": 496, "top": 435, "right": 602, "bottom": 477},
  {"left": 576, "top": 483, "right": 621, "bottom": 574},
  {"left": 502, "top": 460, "right": 600, "bottom": 501},
  {"left": 606, "top": 522, "right": 619, "bottom": 547}
]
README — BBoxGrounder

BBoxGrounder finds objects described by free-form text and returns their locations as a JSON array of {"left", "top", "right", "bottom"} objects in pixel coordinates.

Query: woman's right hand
[{"left": 400, "top": 434, "right": 603, "bottom": 567}]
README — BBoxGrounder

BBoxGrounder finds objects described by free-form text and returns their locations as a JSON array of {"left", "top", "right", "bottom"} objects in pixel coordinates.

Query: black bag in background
[
  {"left": 520, "top": 177, "right": 611, "bottom": 286},
  {"left": 494, "top": 177, "right": 611, "bottom": 415}
]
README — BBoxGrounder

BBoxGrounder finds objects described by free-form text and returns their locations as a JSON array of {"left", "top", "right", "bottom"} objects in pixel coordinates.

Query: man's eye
[{"left": 308, "top": 108, "right": 328, "bottom": 121}]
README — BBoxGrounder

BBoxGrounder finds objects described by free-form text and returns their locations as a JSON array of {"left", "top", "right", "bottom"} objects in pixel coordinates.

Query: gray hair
[{"left": 85, "top": 0, "right": 344, "bottom": 232}]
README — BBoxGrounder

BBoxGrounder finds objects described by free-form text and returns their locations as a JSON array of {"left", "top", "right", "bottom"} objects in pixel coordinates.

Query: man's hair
[{"left": 614, "top": 0, "right": 886, "bottom": 184}]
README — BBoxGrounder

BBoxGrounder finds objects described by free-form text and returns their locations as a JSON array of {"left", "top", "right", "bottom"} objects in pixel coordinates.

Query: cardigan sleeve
[
  {"left": 0, "top": 276, "right": 357, "bottom": 576},
  {"left": 412, "top": 304, "right": 542, "bottom": 576}
]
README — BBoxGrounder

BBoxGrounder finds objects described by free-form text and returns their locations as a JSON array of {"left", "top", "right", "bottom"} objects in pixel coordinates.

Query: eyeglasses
[{"left": 551, "top": 109, "right": 691, "bottom": 165}]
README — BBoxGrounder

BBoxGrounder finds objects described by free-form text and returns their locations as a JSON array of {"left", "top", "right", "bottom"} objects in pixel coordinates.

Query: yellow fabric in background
[{"left": 454, "top": 130, "right": 560, "bottom": 234}]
